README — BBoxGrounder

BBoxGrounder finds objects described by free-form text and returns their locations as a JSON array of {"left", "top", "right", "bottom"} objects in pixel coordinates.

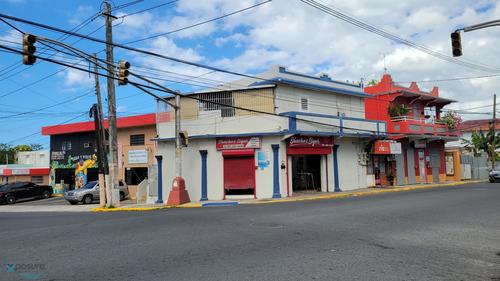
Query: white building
[{"left": 155, "top": 66, "right": 387, "bottom": 201}]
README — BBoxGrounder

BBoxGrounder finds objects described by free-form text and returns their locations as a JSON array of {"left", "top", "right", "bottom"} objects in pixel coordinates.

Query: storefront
[
  {"left": 286, "top": 136, "right": 333, "bottom": 193},
  {"left": 216, "top": 137, "right": 261, "bottom": 198},
  {"left": 0, "top": 167, "right": 50, "bottom": 185},
  {"left": 368, "top": 140, "right": 401, "bottom": 186}
]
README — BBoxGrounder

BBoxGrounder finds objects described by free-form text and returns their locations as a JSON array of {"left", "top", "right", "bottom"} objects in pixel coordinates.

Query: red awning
[
  {"left": 287, "top": 147, "right": 332, "bottom": 155},
  {"left": 222, "top": 149, "right": 255, "bottom": 157}
]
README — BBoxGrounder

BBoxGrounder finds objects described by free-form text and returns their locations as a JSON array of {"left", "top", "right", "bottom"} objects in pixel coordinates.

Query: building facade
[
  {"left": 41, "top": 114, "right": 157, "bottom": 196},
  {"left": 0, "top": 150, "right": 50, "bottom": 185},
  {"left": 364, "top": 74, "right": 461, "bottom": 186},
  {"left": 155, "top": 66, "right": 387, "bottom": 201}
]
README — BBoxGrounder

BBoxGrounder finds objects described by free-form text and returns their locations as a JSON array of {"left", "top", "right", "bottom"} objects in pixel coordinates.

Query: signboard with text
[
  {"left": 128, "top": 149, "right": 149, "bottom": 164},
  {"left": 288, "top": 136, "right": 334, "bottom": 148},
  {"left": 372, "top": 140, "right": 402, "bottom": 155},
  {"left": 216, "top": 137, "right": 261, "bottom": 150}
]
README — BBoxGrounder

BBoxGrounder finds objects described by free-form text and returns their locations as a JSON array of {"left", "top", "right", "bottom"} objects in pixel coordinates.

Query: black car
[
  {"left": 489, "top": 170, "right": 500, "bottom": 183},
  {"left": 0, "top": 182, "right": 53, "bottom": 204}
]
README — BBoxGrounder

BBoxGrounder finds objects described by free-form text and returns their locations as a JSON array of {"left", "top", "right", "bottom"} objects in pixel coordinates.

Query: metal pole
[
  {"left": 174, "top": 94, "right": 182, "bottom": 177},
  {"left": 492, "top": 94, "right": 497, "bottom": 170},
  {"left": 104, "top": 1, "right": 118, "bottom": 207}
]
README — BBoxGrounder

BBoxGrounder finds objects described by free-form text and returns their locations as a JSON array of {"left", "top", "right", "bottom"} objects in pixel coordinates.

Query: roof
[
  {"left": 461, "top": 119, "right": 500, "bottom": 132},
  {"left": 41, "top": 113, "right": 156, "bottom": 136},
  {"left": 249, "top": 77, "right": 370, "bottom": 98}
]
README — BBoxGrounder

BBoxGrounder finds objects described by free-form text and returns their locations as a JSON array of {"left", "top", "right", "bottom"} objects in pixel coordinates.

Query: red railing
[{"left": 388, "top": 116, "right": 460, "bottom": 136}]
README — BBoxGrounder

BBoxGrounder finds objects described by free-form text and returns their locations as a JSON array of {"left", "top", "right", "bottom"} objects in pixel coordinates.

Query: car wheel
[
  {"left": 69, "top": 201, "right": 78, "bottom": 205},
  {"left": 119, "top": 192, "right": 125, "bottom": 201},
  {"left": 82, "top": 195, "right": 93, "bottom": 204},
  {"left": 490, "top": 179, "right": 495, "bottom": 183},
  {"left": 41, "top": 190, "right": 51, "bottom": 199},
  {"left": 6, "top": 195, "right": 16, "bottom": 205}
]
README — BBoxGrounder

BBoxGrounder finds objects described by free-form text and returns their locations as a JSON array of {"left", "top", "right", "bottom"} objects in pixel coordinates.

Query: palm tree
[{"left": 462, "top": 130, "right": 489, "bottom": 156}]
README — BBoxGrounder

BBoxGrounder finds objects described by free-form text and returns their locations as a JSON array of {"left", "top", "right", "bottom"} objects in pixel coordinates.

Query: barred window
[
  {"left": 198, "top": 92, "right": 235, "bottom": 117},
  {"left": 31, "top": 176, "right": 43, "bottom": 184},
  {"left": 130, "top": 134, "right": 145, "bottom": 146}
]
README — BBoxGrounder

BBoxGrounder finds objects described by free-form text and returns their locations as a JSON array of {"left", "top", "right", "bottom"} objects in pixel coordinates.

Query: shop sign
[
  {"left": 288, "top": 136, "right": 334, "bottom": 147},
  {"left": 373, "top": 140, "right": 401, "bottom": 154},
  {"left": 216, "top": 137, "right": 261, "bottom": 150},
  {"left": 0, "top": 169, "right": 3, "bottom": 175},
  {"left": 51, "top": 151, "right": 65, "bottom": 160},
  {"left": 12, "top": 168, "right": 29, "bottom": 175},
  {"left": 128, "top": 149, "right": 148, "bottom": 164},
  {"left": 257, "top": 149, "right": 270, "bottom": 170}
]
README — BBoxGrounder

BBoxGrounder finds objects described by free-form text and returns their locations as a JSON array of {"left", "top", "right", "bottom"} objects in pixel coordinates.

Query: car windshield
[{"left": 82, "top": 181, "right": 97, "bottom": 189}]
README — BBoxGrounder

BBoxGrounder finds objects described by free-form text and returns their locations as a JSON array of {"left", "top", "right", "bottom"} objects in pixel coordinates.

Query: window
[
  {"left": 61, "top": 141, "right": 72, "bottom": 151},
  {"left": 300, "top": 97, "right": 309, "bottom": 112},
  {"left": 83, "top": 142, "right": 91, "bottom": 148},
  {"left": 31, "top": 176, "right": 43, "bottom": 184},
  {"left": 199, "top": 91, "right": 235, "bottom": 117},
  {"left": 130, "top": 134, "right": 145, "bottom": 146}
]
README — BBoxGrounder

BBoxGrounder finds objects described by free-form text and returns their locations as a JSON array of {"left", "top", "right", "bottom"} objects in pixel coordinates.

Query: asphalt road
[{"left": 1, "top": 183, "right": 499, "bottom": 281}]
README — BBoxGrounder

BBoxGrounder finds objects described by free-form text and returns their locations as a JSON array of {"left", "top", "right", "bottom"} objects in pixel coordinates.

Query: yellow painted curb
[{"left": 51, "top": 194, "right": 64, "bottom": 197}]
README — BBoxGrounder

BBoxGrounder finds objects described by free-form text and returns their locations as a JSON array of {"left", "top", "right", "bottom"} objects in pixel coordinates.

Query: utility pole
[
  {"left": 492, "top": 94, "right": 497, "bottom": 169},
  {"left": 174, "top": 94, "right": 182, "bottom": 178},
  {"left": 104, "top": 1, "right": 118, "bottom": 207},
  {"left": 92, "top": 54, "right": 107, "bottom": 207}
]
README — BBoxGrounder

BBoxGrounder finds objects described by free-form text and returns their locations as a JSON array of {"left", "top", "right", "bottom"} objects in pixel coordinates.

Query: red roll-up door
[{"left": 223, "top": 156, "right": 255, "bottom": 190}]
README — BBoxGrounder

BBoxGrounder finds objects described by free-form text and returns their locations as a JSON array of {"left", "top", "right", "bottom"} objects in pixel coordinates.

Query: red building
[{"left": 364, "top": 74, "right": 460, "bottom": 186}]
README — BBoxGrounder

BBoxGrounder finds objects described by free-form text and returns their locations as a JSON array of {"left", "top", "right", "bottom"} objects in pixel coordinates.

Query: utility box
[{"left": 112, "top": 189, "right": 120, "bottom": 207}]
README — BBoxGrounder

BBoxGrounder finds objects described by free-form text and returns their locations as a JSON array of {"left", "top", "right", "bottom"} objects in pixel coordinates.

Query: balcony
[{"left": 388, "top": 116, "right": 460, "bottom": 137}]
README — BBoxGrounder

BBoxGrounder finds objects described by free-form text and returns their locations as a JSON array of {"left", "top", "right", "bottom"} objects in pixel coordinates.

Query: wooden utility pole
[
  {"left": 92, "top": 54, "right": 107, "bottom": 207},
  {"left": 104, "top": 1, "right": 118, "bottom": 207},
  {"left": 492, "top": 94, "right": 497, "bottom": 169}
]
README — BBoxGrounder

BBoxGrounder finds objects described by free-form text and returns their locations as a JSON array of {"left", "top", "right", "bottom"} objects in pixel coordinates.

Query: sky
[{"left": 0, "top": 0, "right": 499, "bottom": 148}]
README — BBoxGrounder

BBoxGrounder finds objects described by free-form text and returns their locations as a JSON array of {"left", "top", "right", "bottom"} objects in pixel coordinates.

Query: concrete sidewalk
[{"left": 90, "top": 179, "right": 486, "bottom": 212}]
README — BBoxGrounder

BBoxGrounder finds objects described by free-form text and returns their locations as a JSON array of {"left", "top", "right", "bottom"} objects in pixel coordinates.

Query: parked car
[
  {"left": 489, "top": 170, "right": 500, "bottom": 183},
  {"left": 0, "top": 182, "right": 53, "bottom": 204},
  {"left": 64, "top": 180, "right": 129, "bottom": 205}
]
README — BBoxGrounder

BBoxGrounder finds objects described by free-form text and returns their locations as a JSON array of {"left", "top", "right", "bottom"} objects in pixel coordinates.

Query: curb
[
  {"left": 51, "top": 194, "right": 64, "bottom": 197},
  {"left": 90, "top": 180, "right": 486, "bottom": 212}
]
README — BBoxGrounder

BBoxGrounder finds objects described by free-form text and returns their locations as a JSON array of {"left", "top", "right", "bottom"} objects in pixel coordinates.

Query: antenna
[{"left": 383, "top": 53, "right": 388, "bottom": 73}]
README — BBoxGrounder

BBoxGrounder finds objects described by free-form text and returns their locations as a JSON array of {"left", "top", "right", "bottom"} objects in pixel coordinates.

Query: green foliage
[
  {"left": 0, "top": 143, "right": 44, "bottom": 164},
  {"left": 441, "top": 111, "right": 462, "bottom": 129},
  {"left": 462, "top": 129, "right": 500, "bottom": 159},
  {"left": 366, "top": 79, "right": 378, "bottom": 86},
  {"left": 387, "top": 104, "right": 409, "bottom": 118}
]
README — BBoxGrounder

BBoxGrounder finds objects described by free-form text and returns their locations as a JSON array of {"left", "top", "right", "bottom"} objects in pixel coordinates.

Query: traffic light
[
  {"left": 451, "top": 31, "right": 462, "bottom": 57},
  {"left": 118, "top": 60, "right": 130, "bottom": 85},
  {"left": 22, "top": 34, "right": 37, "bottom": 65},
  {"left": 179, "top": 130, "right": 188, "bottom": 147}
]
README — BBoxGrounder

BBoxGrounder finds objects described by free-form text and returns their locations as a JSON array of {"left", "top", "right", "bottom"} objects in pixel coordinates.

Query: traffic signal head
[
  {"left": 451, "top": 31, "right": 462, "bottom": 57},
  {"left": 22, "top": 34, "right": 37, "bottom": 65},
  {"left": 118, "top": 60, "right": 130, "bottom": 85}
]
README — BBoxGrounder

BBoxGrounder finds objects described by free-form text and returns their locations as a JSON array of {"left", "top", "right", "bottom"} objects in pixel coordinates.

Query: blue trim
[
  {"left": 199, "top": 150, "right": 208, "bottom": 201},
  {"left": 339, "top": 115, "right": 344, "bottom": 134},
  {"left": 332, "top": 145, "right": 340, "bottom": 192},
  {"left": 249, "top": 77, "right": 370, "bottom": 98},
  {"left": 202, "top": 202, "right": 239, "bottom": 207},
  {"left": 155, "top": 155, "right": 164, "bottom": 204},
  {"left": 281, "top": 111, "right": 386, "bottom": 125},
  {"left": 278, "top": 67, "right": 362, "bottom": 89},
  {"left": 271, "top": 144, "right": 281, "bottom": 198}
]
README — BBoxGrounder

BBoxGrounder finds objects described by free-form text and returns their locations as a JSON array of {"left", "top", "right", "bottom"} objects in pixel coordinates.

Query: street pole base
[{"left": 167, "top": 176, "right": 191, "bottom": 206}]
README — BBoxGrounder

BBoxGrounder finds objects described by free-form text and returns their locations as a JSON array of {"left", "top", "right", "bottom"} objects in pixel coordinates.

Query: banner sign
[
  {"left": 128, "top": 149, "right": 149, "bottom": 164},
  {"left": 372, "top": 140, "right": 401, "bottom": 155},
  {"left": 12, "top": 169, "right": 30, "bottom": 175},
  {"left": 216, "top": 137, "right": 261, "bottom": 150},
  {"left": 288, "top": 136, "right": 334, "bottom": 148}
]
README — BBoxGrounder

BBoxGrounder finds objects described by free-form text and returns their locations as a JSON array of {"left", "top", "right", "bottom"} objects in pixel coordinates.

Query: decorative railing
[{"left": 389, "top": 116, "right": 460, "bottom": 136}]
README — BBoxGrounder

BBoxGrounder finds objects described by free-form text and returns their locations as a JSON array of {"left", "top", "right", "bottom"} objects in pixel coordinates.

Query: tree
[
  {"left": 366, "top": 79, "right": 378, "bottom": 86},
  {"left": 462, "top": 129, "right": 500, "bottom": 161},
  {"left": 0, "top": 143, "right": 15, "bottom": 165}
]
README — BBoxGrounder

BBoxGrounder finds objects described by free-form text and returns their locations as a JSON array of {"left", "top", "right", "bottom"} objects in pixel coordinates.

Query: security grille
[
  {"left": 130, "top": 134, "right": 145, "bottom": 146},
  {"left": 198, "top": 91, "right": 235, "bottom": 117}
]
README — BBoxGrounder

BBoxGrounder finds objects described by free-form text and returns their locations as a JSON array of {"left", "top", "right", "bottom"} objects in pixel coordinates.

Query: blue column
[
  {"left": 271, "top": 144, "right": 281, "bottom": 198},
  {"left": 155, "top": 155, "right": 163, "bottom": 204},
  {"left": 332, "top": 145, "right": 341, "bottom": 192},
  {"left": 199, "top": 150, "right": 208, "bottom": 201}
]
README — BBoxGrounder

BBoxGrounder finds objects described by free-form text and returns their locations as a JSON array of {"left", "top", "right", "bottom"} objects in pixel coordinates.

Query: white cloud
[
  {"left": 60, "top": 68, "right": 93, "bottom": 88},
  {"left": 69, "top": 5, "right": 95, "bottom": 25}
]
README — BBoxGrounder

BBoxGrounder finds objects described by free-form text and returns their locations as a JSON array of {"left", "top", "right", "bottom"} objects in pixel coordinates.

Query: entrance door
[
  {"left": 291, "top": 155, "right": 321, "bottom": 191},
  {"left": 418, "top": 150, "right": 426, "bottom": 183},
  {"left": 395, "top": 153, "right": 405, "bottom": 185},
  {"left": 407, "top": 147, "right": 416, "bottom": 184},
  {"left": 430, "top": 147, "right": 441, "bottom": 183},
  {"left": 223, "top": 156, "right": 255, "bottom": 195}
]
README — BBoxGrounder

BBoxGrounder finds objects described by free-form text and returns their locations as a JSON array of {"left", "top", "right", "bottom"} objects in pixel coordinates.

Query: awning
[
  {"left": 222, "top": 149, "right": 255, "bottom": 157},
  {"left": 287, "top": 147, "right": 332, "bottom": 155}
]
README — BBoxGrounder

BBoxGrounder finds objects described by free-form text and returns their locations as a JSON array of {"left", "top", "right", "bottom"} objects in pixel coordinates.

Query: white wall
[
  {"left": 16, "top": 150, "right": 49, "bottom": 167},
  {"left": 157, "top": 136, "right": 288, "bottom": 201},
  {"left": 336, "top": 137, "right": 368, "bottom": 191},
  {"left": 275, "top": 85, "right": 365, "bottom": 119}
]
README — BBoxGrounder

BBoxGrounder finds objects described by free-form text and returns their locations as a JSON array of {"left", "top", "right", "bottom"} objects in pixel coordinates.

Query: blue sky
[{"left": 0, "top": 0, "right": 499, "bottom": 148}]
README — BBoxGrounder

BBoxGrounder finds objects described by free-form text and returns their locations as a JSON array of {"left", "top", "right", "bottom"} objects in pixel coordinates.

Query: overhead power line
[
  {"left": 119, "top": 0, "right": 179, "bottom": 19},
  {"left": 300, "top": 0, "right": 500, "bottom": 73}
]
